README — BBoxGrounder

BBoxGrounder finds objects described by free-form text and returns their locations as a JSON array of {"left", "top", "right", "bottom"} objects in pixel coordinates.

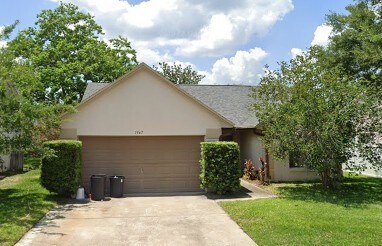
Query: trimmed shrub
[
  {"left": 24, "top": 157, "right": 42, "bottom": 170},
  {"left": 200, "top": 141, "right": 241, "bottom": 194},
  {"left": 41, "top": 140, "right": 82, "bottom": 196}
]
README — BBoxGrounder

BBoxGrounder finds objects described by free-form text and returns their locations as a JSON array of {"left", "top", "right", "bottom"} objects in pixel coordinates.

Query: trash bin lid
[
  {"left": 91, "top": 174, "right": 107, "bottom": 178},
  {"left": 110, "top": 175, "right": 125, "bottom": 179}
]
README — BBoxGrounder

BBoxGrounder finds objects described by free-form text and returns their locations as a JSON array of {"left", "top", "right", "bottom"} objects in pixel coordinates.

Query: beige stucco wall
[
  {"left": 61, "top": 67, "right": 231, "bottom": 140},
  {"left": 239, "top": 129, "right": 266, "bottom": 169},
  {"left": 270, "top": 155, "right": 318, "bottom": 182},
  {"left": 239, "top": 129, "right": 318, "bottom": 182},
  {"left": 0, "top": 154, "right": 10, "bottom": 172}
]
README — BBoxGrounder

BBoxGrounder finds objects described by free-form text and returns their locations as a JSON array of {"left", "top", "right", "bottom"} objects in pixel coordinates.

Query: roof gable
[{"left": 73, "top": 63, "right": 234, "bottom": 126}]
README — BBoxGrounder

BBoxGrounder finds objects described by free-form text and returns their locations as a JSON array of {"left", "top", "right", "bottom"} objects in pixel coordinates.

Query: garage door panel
[
  {"left": 124, "top": 180, "right": 141, "bottom": 192},
  {"left": 142, "top": 179, "right": 195, "bottom": 192},
  {"left": 80, "top": 136, "right": 203, "bottom": 193}
]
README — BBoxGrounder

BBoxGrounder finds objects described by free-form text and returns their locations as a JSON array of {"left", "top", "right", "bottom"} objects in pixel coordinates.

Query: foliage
[
  {"left": 326, "top": 0, "right": 382, "bottom": 170},
  {"left": 221, "top": 174, "right": 382, "bottom": 246},
  {"left": 41, "top": 140, "right": 82, "bottom": 196},
  {"left": 200, "top": 142, "right": 241, "bottom": 194},
  {"left": 0, "top": 170, "right": 57, "bottom": 246},
  {"left": 8, "top": 3, "right": 137, "bottom": 104},
  {"left": 24, "top": 157, "right": 42, "bottom": 170},
  {"left": 154, "top": 62, "right": 205, "bottom": 84},
  {"left": 254, "top": 0, "right": 382, "bottom": 189},
  {"left": 0, "top": 156, "right": 6, "bottom": 173},
  {"left": 0, "top": 22, "right": 67, "bottom": 159},
  {"left": 327, "top": 0, "right": 382, "bottom": 92},
  {"left": 253, "top": 46, "right": 368, "bottom": 188},
  {"left": 243, "top": 159, "right": 257, "bottom": 180}
]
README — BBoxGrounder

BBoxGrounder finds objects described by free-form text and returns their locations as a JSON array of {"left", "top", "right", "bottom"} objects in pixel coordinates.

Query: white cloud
[
  {"left": 134, "top": 46, "right": 173, "bottom": 65},
  {"left": 0, "top": 26, "right": 7, "bottom": 48},
  {"left": 290, "top": 48, "right": 303, "bottom": 58},
  {"left": 53, "top": 0, "right": 293, "bottom": 58},
  {"left": 291, "top": 24, "right": 333, "bottom": 58},
  {"left": 201, "top": 48, "right": 268, "bottom": 85},
  {"left": 311, "top": 24, "right": 332, "bottom": 46}
]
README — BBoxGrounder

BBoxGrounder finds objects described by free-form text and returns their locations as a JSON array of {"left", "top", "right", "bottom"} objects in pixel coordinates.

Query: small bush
[
  {"left": 24, "top": 157, "right": 42, "bottom": 170},
  {"left": 200, "top": 141, "right": 241, "bottom": 194},
  {"left": 41, "top": 140, "right": 82, "bottom": 196}
]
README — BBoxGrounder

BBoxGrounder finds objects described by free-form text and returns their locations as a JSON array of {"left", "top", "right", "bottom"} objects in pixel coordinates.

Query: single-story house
[{"left": 61, "top": 63, "right": 317, "bottom": 193}]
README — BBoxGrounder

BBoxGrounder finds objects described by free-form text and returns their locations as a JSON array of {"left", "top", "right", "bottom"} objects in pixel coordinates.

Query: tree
[
  {"left": 327, "top": 0, "right": 382, "bottom": 92},
  {"left": 154, "top": 62, "right": 205, "bottom": 84},
  {"left": 8, "top": 3, "right": 137, "bottom": 104},
  {"left": 0, "top": 22, "right": 66, "bottom": 160},
  {"left": 253, "top": 47, "right": 368, "bottom": 188},
  {"left": 253, "top": 0, "right": 382, "bottom": 189},
  {"left": 326, "top": 0, "right": 382, "bottom": 170}
]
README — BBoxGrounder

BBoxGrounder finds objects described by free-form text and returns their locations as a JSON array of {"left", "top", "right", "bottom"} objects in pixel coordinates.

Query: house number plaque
[{"left": 134, "top": 130, "right": 144, "bottom": 135}]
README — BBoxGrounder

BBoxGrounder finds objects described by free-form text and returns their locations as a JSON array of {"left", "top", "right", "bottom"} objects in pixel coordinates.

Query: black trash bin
[
  {"left": 109, "top": 176, "right": 125, "bottom": 198},
  {"left": 90, "top": 174, "right": 106, "bottom": 201}
]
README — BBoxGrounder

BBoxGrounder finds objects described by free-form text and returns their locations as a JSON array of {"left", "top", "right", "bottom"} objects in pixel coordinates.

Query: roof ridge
[
  {"left": 89, "top": 82, "right": 257, "bottom": 87},
  {"left": 179, "top": 84, "right": 257, "bottom": 87}
]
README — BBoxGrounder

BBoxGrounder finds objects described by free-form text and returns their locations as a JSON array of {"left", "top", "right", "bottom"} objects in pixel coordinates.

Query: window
[{"left": 289, "top": 151, "right": 305, "bottom": 168}]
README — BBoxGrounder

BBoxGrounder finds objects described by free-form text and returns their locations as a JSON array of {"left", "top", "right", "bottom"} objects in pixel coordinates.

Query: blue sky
[{"left": 0, "top": 0, "right": 353, "bottom": 84}]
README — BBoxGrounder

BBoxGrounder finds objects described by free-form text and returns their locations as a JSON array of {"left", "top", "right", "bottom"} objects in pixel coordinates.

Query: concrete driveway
[{"left": 17, "top": 194, "right": 256, "bottom": 246}]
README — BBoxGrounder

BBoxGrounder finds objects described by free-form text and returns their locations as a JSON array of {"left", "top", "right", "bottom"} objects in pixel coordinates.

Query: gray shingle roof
[
  {"left": 82, "top": 83, "right": 109, "bottom": 101},
  {"left": 82, "top": 83, "right": 258, "bottom": 128},
  {"left": 179, "top": 85, "right": 258, "bottom": 128}
]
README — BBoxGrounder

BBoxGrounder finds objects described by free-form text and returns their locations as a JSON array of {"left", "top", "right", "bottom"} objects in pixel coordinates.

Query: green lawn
[
  {"left": 220, "top": 175, "right": 382, "bottom": 246},
  {"left": 0, "top": 170, "right": 57, "bottom": 246}
]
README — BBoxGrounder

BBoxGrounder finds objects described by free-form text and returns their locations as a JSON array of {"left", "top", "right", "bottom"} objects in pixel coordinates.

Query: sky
[{"left": 0, "top": 0, "right": 353, "bottom": 85}]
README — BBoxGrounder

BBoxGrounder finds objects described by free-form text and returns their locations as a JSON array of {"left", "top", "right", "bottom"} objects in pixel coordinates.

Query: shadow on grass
[
  {"left": 0, "top": 188, "right": 58, "bottom": 245},
  {"left": 276, "top": 176, "right": 382, "bottom": 208},
  {"left": 0, "top": 170, "right": 28, "bottom": 178},
  {"left": 0, "top": 188, "right": 57, "bottom": 225}
]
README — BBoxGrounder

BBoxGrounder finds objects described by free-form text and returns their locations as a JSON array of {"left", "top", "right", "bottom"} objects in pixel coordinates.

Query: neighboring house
[
  {"left": 0, "top": 153, "right": 23, "bottom": 172},
  {"left": 362, "top": 162, "right": 382, "bottom": 177},
  {"left": 61, "top": 63, "right": 317, "bottom": 193},
  {"left": 346, "top": 156, "right": 382, "bottom": 178},
  {"left": 0, "top": 154, "right": 10, "bottom": 172}
]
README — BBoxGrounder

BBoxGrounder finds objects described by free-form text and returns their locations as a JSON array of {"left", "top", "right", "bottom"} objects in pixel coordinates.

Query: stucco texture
[{"left": 61, "top": 65, "right": 231, "bottom": 139}]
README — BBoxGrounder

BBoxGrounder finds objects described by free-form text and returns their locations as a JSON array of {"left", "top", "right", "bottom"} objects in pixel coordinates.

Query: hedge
[
  {"left": 41, "top": 140, "right": 82, "bottom": 197},
  {"left": 200, "top": 141, "right": 241, "bottom": 194}
]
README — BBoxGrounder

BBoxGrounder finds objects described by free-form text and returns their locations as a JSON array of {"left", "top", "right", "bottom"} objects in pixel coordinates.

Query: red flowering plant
[{"left": 243, "top": 159, "right": 257, "bottom": 180}]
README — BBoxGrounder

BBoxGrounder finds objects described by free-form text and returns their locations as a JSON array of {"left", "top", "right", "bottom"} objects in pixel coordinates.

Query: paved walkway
[{"left": 205, "top": 179, "right": 276, "bottom": 202}]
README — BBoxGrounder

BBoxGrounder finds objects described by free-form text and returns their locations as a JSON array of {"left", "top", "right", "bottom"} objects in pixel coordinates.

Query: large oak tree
[
  {"left": 0, "top": 22, "right": 66, "bottom": 161},
  {"left": 9, "top": 3, "right": 138, "bottom": 104}
]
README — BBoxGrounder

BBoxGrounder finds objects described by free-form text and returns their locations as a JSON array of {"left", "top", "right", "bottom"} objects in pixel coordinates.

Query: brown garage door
[{"left": 80, "top": 136, "right": 203, "bottom": 193}]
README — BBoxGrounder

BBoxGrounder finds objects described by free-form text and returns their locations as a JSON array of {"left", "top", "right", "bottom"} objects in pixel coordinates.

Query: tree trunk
[{"left": 320, "top": 163, "right": 343, "bottom": 189}]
